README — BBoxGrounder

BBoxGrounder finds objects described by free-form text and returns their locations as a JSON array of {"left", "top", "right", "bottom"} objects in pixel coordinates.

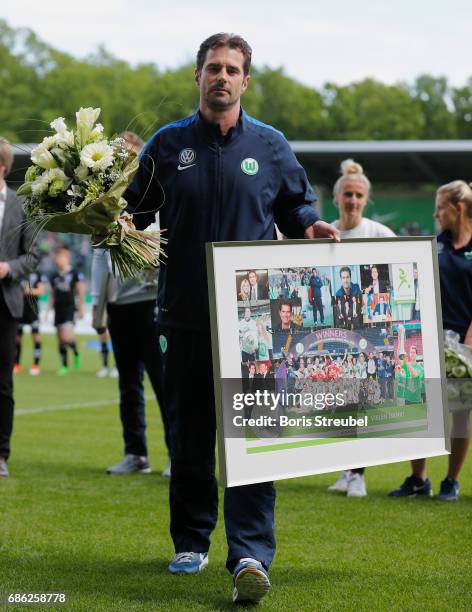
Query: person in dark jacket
[
  {"left": 125, "top": 33, "right": 339, "bottom": 604},
  {"left": 309, "top": 268, "right": 324, "bottom": 325},
  {"left": 0, "top": 138, "right": 39, "bottom": 477},
  {"left": 389, "top": 180, "right": 472, "bottom": 502}
]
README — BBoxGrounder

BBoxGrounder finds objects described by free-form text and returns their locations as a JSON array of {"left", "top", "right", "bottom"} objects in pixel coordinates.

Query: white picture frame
[{"left": 206, "top": 237, "right": 449, "bottom": 487}]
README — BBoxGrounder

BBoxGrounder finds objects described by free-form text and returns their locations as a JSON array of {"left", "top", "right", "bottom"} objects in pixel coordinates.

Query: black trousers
[
  {"left": 0, "top": 292, "right": 18, "bottom": 460},
  {"left": 312, "top": 295, "right": 324, "bottom": 323},
  {"left": 159, "top": 326, "right": 276, "bottom": 572},
  {"left": 107, "top": 300, "right": 170, "bottom": 457}
]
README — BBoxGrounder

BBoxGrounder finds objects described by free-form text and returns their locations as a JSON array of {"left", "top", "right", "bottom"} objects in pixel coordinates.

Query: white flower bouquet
[
  {"left": 444, "top": 329, "right": 472, "bottom": 412},
  {"left": 18, "top": 107, "right": 165, "bottom": 278}
]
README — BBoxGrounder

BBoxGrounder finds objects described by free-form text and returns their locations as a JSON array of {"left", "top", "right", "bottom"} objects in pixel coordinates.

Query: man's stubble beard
[{"left": 205, "top": 90, "right": 239, "bottom": 112}]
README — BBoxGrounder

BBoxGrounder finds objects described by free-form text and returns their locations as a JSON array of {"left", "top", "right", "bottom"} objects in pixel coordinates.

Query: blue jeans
[
  {"left": 158, "top": 326, "right": 276, "bottom": 572},
  {"left": 107, "top": 300, "right": 169, "bottom": 457}
]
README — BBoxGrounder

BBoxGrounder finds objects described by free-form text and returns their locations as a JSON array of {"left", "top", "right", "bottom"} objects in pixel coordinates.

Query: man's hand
[
  {"left": 304, "top": 221, "right": 341, "bottom": 242},
  {"left": 0, "top": 261, "right": 11, "bottom": 279}
]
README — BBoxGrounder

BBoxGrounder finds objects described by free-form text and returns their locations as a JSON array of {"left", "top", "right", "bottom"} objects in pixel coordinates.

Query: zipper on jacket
[{"left": 213, "top": 144, "right": 223, "bottom": 241}]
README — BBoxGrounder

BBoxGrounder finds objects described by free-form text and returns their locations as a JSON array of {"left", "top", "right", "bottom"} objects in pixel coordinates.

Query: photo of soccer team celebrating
[{"left": 236, "top": 263, "right": 423, "bottom": 410}]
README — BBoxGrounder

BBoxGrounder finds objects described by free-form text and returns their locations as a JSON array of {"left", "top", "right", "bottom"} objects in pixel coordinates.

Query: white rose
[
  {"left": 80, "top": 142, "right": 114, "bottom": 172},
  {"left": 50, "top": 116, "right": 74, "bottom": 148},
  {"left": 31, "top": 144, "right": 57, "bottom": 169},
  {"left": 55, "top": 130, "right": 75, "bottom": 148},
  {"left": 31, "top": 168, "right": 67, "bottom": 194},
  {"left": 76, "top": 107, "right": 101, "bottom": 146},
  {"left": 42, "top": 135, "right": 58, "bottom": 150}
]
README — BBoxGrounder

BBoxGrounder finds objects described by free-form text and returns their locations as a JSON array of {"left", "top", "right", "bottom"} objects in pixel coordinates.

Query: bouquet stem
[{"left": 92, "top": 213, "right": 167, "bottom": 279}]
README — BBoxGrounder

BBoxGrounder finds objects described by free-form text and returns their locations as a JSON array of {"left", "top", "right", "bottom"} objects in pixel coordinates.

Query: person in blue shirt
[
  {"left": 124, "top": 33, "right": 339, "bottom": 604},
  {"left": 335, "top": 266, "right": 361, "bottom": 299},
  {"left": 389, "top": 180, "right": 472, "bottom": 502}
]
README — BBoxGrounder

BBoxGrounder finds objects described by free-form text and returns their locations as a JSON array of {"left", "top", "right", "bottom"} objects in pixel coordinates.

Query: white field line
[{"left": 16, "top": 396, "right": 156, "bottom": 416}]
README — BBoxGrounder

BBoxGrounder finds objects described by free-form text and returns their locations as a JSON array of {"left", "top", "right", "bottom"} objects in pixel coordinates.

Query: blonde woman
[
  {"left": 238, "top": 277, "right": 251, "bottom": 303},
  {"left": 389, "top": 180, "right": 472, "bottom": 501},
  {"left": 328, "top": 159, "right": 396, "bottom": 497},
  {"left": 331, "top": 159, "right": 396, "bottom": 239}
]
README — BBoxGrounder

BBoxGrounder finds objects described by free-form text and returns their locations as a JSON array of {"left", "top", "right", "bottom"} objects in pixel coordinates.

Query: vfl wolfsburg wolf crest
[{"left": 241, "top": 158, "right": 259, "bottom": 175}]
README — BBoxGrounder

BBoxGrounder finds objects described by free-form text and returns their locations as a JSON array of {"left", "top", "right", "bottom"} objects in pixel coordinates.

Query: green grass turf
[{"left": 1, "top": 333, "right": 471, "bottom": 611}]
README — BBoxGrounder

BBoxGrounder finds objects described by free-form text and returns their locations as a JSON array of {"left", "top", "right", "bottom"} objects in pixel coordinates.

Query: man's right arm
[{"left": 124, "top": 136, "right": 164, "bottom": 231}]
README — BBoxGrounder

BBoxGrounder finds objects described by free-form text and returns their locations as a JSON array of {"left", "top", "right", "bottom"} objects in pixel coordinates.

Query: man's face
[
  {"left": 340, "top": 271, "right": 351, "bottom": 290},
  {"left": 280, "top": 304, "right": 291, "bottom": 326},
  {"left": 371, "top": 267, "right": 378, "bottom": 280},
  {"left": 244, "top": 308, "right": 251, "bottom": 321},
  {"left": 409, "top": 347, "right": 417, "bottom": 362},
  {"left": 249, "top": 364, "right": 256, "bottom": 376},
  {"left": 195, "top": 46, "right": 250, "bottom": 112},
  {"left": 260, "top": 363, "right": 267, "bottom": 375},
  {"left": 248, "top": 271, "right": 257, "bottom": 286}
]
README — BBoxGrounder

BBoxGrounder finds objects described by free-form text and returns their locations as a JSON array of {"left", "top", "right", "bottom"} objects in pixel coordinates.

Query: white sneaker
[
  {"left": 96, "top": 367, "right": 109, "bottom": 378},
  {"left": 162, "top": 462, "right": 171, "bottom": 478},
  {"left": 106, "top": 454, "right": 151, "bottom": 474},
  {"left": 347, "top": 473, "right": 367, "bottom": 497},
  {"left": 328, "top": 471, "right": 350, "bottom": 492},
  {"left": 109, "top": 367, "right": 119, "bottom": 378}
]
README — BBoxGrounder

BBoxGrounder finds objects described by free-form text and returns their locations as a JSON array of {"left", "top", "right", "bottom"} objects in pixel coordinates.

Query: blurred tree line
[{"left": 1, "top": 19, "right": 472, "bottom": 143}]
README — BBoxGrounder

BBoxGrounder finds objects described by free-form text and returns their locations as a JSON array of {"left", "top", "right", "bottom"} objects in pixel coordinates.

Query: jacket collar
[
  {"left": 196, "top": 108, "right": 245, "bottom": 145},
  {"left": 438, "top": 230, "right": 472, "bottom": 252}
]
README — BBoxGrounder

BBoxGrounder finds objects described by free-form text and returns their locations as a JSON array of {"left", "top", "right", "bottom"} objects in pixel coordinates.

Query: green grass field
[{"left": 1, "top": 334, "right": 471, "bottom": 611}]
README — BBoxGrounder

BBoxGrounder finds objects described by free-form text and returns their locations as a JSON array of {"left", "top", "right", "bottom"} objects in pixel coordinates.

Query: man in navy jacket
[{"left": 125, "top": 32, "right": 339, "bottom": 604}]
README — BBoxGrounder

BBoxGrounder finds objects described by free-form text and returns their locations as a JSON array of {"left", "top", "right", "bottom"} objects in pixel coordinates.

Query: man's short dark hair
[
  {"left": 279, "top": 300, "right": 292, "bottom": 312},
  {"left": 196, "top": 33, "right": 252, "bottom": 75},
  {"left": 339, "top": 266, "right": 351, "bottom": 277}
]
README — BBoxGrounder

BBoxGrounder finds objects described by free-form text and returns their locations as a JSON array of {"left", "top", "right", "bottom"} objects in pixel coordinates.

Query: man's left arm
[
  {"left": 4, "top": 212, "right": 39, "bottom": 280},
  {"left": 273, "top": 138, "right": 340, "bottom": 241}
]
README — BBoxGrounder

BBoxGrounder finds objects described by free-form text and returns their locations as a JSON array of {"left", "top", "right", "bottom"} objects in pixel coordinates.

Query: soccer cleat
[
  {"left": 106, "top": 454, "right": 151, "bottom": 474},
  {"left": 13, "top": 364, "right": 22, "bottom": 375},
  {"left": 96, "top": 367, "right": 109, "bottom": 378},
  {"left": 388, "top": 475, "right": 433, "bottom": 497},
  {"left": 232, "top": 558, "right": 271, "bottom": 604},
  {"left": 436, "top": 477, "right": 460, "bottom": 501},
  {"left": 162, "top": 462, "right": 171, "bottom": 478},
  {"left": 0, "top": 457, "right": 9, "bottom": 478},
  {"left": 168, "top": 552, "right": 208, "bottom": 575},
  {"left": 347, "top": 473, "right": 367, "bottom": 497},
  {"left": 328, "top": 470, "right": 350, "bottom": 492},
  {"left": 56, "top": 366, "right": 70, "bottom": 376},
  {"left": 108, "top": 367, "right": 119, "bottom": 378},
  {"left": 72, "top": 353, "right": 82, "bottom": 370},
  {"left": 29, "top": 365, "right": 40, "bottom": 376}
]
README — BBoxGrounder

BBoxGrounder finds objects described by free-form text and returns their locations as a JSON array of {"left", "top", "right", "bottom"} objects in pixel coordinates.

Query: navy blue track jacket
[{"left": 125, "top": 109, "right": 319, "bottom": 331}]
